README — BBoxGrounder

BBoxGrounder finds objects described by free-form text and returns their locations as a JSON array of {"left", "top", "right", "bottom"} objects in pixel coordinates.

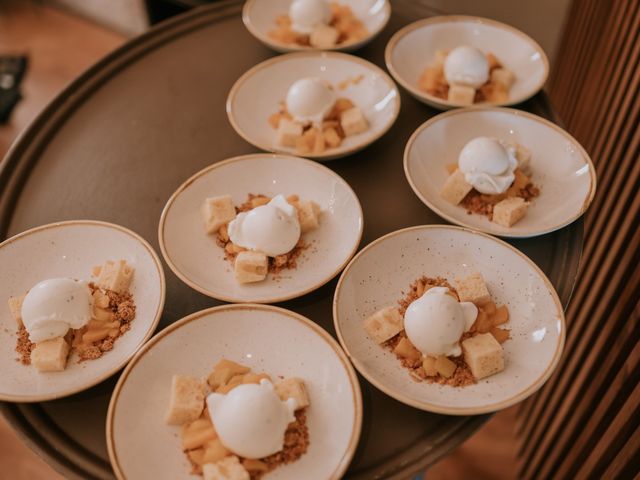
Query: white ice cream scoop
[
  {"left": 206, "top": 379, "right": 297, "bottom": 459},
  {"left": 444, "top": 46, "right": 490, "bottom": 89},
  {"left": 403, "top": 287, "right": 478, "bottom": 357},
  {"left": 285, "top": 77, "right": 336, "bottom": 124},
  {"left": 21, "top": 278, "right": 93, "bottom": 343},
  {"left": 289, "top": 0, "right": 331, "bottom": 34},
  {"left": 228, "top": 195, "right": 301, "bottom": 257},
  {"left": 458, "top": 136, "right": 518, "bottom": 194}
]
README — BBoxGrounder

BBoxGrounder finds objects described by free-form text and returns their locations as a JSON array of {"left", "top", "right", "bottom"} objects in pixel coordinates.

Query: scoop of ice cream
[
  {"left": 285, "top": 77, "right": 336, "bottom": 124},
  {"left": 228, "top": 195, "right": 301, "bottom": 257},
  {"left": 289, "top": 0, "right": 331, "bottom": 34},
  {"left": 21, "top": 278, "right": 93, "bottom": 343},
  {"left": 444, "top": 46, "right": 490, "bottom": 89},
  {"left": 458, "top": 136, "right": 518, "bottom": 194},
  {"left": 206, "top": 379, "right": 297, "bottom": 459},
  {"left": 403, "top": 287, "right": 478, "bottom": 357}
]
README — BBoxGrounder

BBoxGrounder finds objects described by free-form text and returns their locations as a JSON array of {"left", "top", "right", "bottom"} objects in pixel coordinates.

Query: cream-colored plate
[
  {"left": 242, "top": 0, "right": 391, "bottom": 53},
  {"left": 0, "top": 221, "right": 165, "bottom": 402},
  {"left": 227, "top": 51, "right": 400, "bottom": 160},
  {"left": 404, "top": 108, "right": 596, "bottom": 238},
  {"left": 333, "top": 225, "right": 565, "bottom": 415},
  {"left": 107, "top": 304, "right": 362, "bottom": 480},
  {"left": 159, "top": 154, "right": 363, "bottom": 303},
  {"left": 385, "top": 16, "right": 549, "bottom": 110}
]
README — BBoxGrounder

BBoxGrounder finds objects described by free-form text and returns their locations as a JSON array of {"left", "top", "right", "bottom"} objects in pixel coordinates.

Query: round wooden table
[{"left": 0, "top": 1, "right": 582, "bottom": 478}]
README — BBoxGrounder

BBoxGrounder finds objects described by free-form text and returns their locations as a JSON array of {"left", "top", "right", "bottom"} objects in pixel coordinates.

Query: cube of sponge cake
[
  {"left": 441, "top": 170, "right": 473, "bottom": 205},
  {"left": 31, "top": 337, "right": 70, "bottom": 372},
  {"left": 296, "top": 200, "right": 321, "bottom": 233},
  {"left": 492, "top": 197, "right": 528, "bottom": 227},
  {"left": 96, "top": 259, "right": 134, "bottom": 294},
  {"left": 447, "top": 84, "right": 475, "bottom": 105},
  {"left": 234, "top": 251, "right": 268, "bottom": 284},
  {"left": 310, "top": 24, "right": 339, "bottom": 48},
  {"left": 275, "top": 377, "right": 310, "bottom": 410},
  {"left": 202, "top": 195, "right": 237, "bottom": 235},
  {"left": 364, "top": 307, "right": 403, "bottom": 344},
  {"left": 340, "top": 107, "right": 368, "bottom": 137},
  {"left": 462, "top": 333, "right": 505, "bottom": 379},
  {"left": 203, "top": 456, "right": 250, "bottom": 480},
  {"left": 7, "top": 295, "right": 25, "bottom": 327},
  {"left": 165, "top": 375, "right": 205, "bottom": 425},
  {"left": 455, "top": 272, "right": 491, "bottom": 306}
]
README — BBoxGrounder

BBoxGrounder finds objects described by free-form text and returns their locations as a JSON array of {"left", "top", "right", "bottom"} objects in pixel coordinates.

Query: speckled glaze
[
  {"left": 107, "top": 304, "right": 362, "bottom": 480},
  {"left": 385, "top": 16, "right": 549, "bottom": 110},
  {"left": 227, "top": 51, "right": 400, "bottom": 160},
  {"left": 333, "top": 225, "right": 565, "bottom": 415},
  {"left": 242, "top": 0, "right": 391, "bottom": 53},
  {"left": 404, "top": 108, "right": 597, "bottom": 238},
  {"left": 0, "top": 221, "right": 165, "bottom": 402},
  {"left": 159, "top": 154, "right": 363, "bottom": 303}
]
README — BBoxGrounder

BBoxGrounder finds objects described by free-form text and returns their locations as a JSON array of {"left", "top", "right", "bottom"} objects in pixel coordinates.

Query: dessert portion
[
  {"left": 419, "top": 45, "right": 516, "bottom": 105},
  {"left": 165, "top": 358, "right": 310, "bottom": 479},
  {"left": 269, "top": 76, "right": 369, "bottom": 155},
  {"left": 441, "top": 136, "right": 540, "bottom": 227},
  {"left": 201, "top": 193, "right": 322, "bottom": 284},
  {"left": 269, "top": 0, "right": 368, "bottom": 49},
  {"left": 7, "top": 260, "right": 136, "bottom": 372},
  {"left": 364, "top": 272, "right": 511, "bottom": 386}
]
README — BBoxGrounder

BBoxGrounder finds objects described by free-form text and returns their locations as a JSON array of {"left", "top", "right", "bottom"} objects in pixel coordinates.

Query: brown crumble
[{"left": 15, "top": 326, "right": 35, "bottom": 365}]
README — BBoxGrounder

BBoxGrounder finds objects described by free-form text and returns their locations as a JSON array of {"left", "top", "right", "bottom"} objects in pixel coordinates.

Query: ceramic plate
[
  {"left": 385, "top": 16, "right": 549, "bottom": 110},
  {"left": 159, "top": 154, "right": 363, "bottom": 303},
  {"left": 227, "top": 51, "right": 400, "bottom": 160},
  {"left": 0, "top": 221, "right": 165, "bottom": 402},
  {"left": 333, "top": 225, "right": 565, "bottom": 415},
  {"left": 107, "top": 304, "right": 362, "bottom": 480},
  {"left": 404, "top": 108, "right": 597, "bottom": 238},
  {"left": 242, "top": 0, "right": 391, "bottom": 53}
]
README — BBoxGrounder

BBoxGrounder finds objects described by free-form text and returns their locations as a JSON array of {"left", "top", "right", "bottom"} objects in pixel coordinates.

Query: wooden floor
[{"left": 0, "top": 2, "right": 519, "bottom": 479}]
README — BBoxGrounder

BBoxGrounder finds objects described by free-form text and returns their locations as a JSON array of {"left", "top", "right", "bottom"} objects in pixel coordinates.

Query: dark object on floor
[{"left": 0, "top": 55, "right": 28, "bottom": 124}]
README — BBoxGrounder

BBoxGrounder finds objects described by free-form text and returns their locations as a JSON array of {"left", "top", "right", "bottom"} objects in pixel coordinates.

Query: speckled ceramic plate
[
  {"left": 0, "top": 221, "right": 165, "bottom": 402},
  {"left": 333, "top": 225, "right": 565, "bottom": 415},
  {"left": 158, "top": 154, "right": 363, "bottom": 303},
  {"left": 227, "top": 51, "right": 400, "bottom": 160},
  {"left": 107, "top": 304, "right": 362, "bottom": 480},
  {"left": 404, "top": 108, "right": 597, "bottom": 238},
  {"left": 385, "top": 16, "right": 549, "bottom": 110},
  {"left": 242, "top": 0, "right": 391, "bottom": 53}
]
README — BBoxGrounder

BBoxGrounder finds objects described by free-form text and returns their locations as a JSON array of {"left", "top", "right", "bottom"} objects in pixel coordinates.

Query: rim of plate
[
  {"left": 333, "top": 224, "right": 566, "bottom": 415},
  {"left": 384, "top": 15, "right": 550, "bottom": 108},
  {"left": 226, "top": 51, "right": 401, "bottom": 160},
  {"left": 106, "top": 303, "right": 363, "bottom": 480},
  {"left": 403, "top": 107, "right": 597, "bottom": 238},
  {"left": 241, "top": 0, "right": 392, "bottom": 53},
  {"left": 158, "top": 153, "right": 364, "bottom": 303},
  {"left": 0, "top": 220, "right": 166, "bottom": 403}
]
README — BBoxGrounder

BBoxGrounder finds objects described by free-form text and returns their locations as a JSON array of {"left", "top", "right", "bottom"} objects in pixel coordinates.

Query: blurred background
[{"left": 0, "top": 0, "right": 637, "bottom": 479}]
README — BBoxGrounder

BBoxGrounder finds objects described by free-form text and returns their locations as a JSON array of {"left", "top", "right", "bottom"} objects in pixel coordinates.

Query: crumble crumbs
[
  {"left": 250, "top": 409, "right": 310, "bottom": 479},
  {"left": 15, "top": 326, "right": 35, "bottom": 365}
]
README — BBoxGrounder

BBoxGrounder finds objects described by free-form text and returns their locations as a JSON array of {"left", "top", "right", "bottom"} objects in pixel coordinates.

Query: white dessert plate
[
  {"left": 333, "top": 225, "right": 566, "bottom": 415},
  {"left": 227, "top": 51, "right": 400, "bottom": 160},
  {"left": 242, "top": 0, "right": 391, "bottom": 53},
  {"left": 159, "top": 154, "right": 363, "bottom": 303},
  {"left": 385, "top": 16, "right": 549, "bottom": 110},
  {"left": 107, "top": 304, "right": 362, "bottom": 480},
  {"left": 404, "top": 108, "right": 596, "bottom": 238},
  {"left": 0, "top": 221, "right": 165, "bottom": 402}
]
